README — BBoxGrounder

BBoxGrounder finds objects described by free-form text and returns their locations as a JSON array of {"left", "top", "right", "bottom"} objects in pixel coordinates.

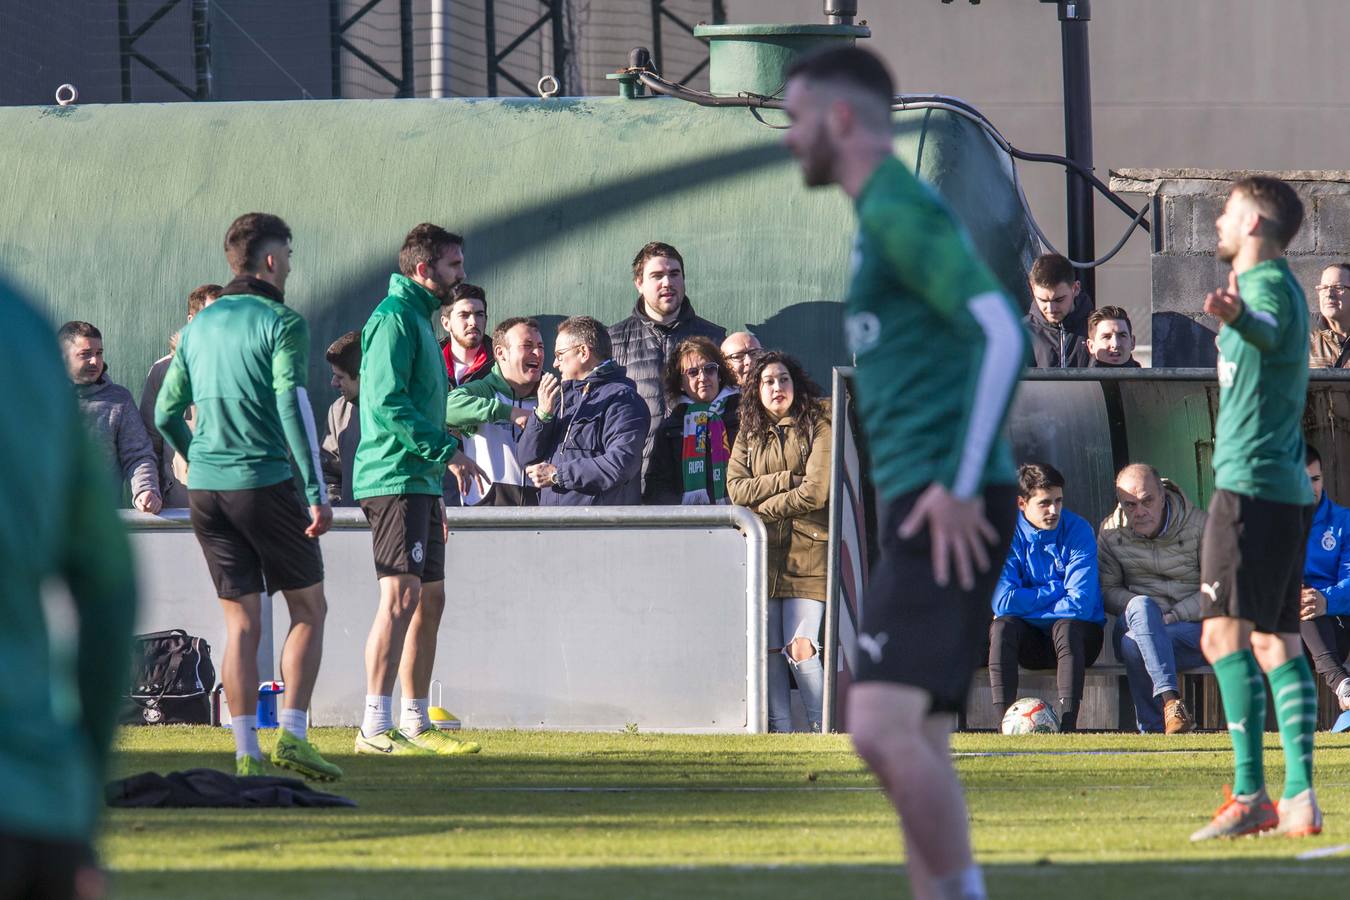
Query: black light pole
[{"left": 1050, "top": 0, "right": 1096, "bottom": 300}]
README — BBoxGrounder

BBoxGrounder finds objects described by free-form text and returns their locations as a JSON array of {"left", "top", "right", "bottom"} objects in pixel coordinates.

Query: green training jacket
[
  {"left": 353, "top": 273, "right": 460, "bottom": 498},
  {"left": 1, "top": 287, "right": 137, "bottom": 841},
  {"left": 155, "top": 278, "right": 325, "bottom": 505}
]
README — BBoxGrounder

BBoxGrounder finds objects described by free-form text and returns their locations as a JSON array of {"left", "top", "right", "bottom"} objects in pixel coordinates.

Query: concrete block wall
[{"left": 1112, "top": 169, "right": 1350, "bottom": 367}]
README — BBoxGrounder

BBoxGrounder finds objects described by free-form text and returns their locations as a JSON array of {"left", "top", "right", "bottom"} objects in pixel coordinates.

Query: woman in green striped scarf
[{"left": 642, "top": 336, "right": 741, "bottom": 505}]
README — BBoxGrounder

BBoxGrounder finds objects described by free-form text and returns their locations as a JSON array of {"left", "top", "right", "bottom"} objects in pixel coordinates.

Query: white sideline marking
[{"left": 1298, "top": 844, "right": 1350, "bottom": 861}]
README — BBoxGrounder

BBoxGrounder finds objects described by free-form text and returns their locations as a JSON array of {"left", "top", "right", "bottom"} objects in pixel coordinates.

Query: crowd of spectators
[{"left": 73, "top": 239, "right": 1350, "bottom": 737}]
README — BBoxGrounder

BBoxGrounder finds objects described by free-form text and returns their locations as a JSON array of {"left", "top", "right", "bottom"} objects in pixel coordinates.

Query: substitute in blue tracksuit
[
  {"left": 1300, "top": 445, "right": 1350, "bottom": 708},
  {"left": 989, "top": 462, "right": 1105, "bottom": 731}
]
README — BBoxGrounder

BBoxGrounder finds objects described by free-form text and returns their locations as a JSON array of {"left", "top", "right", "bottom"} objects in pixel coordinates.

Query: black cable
[{"left": 630, "top": 63, "right": 1151, "bottom": 245}]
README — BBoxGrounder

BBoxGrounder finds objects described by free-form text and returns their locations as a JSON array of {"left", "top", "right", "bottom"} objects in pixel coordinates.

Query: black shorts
[
  {"left": 1200, "top": 488, "right": 1312, "bottom": 634},
  {"left": 360, "top": 493, "right": 445, "bottom": 581},
  {"left": 189, "top": 480, "right": 323, "bottom": 599},
  {"left": 855, "top": 483, "right": 1018, "bottom": 714},
  {"left": 0, "top": 831, "right": 95, "bottom": 900}
]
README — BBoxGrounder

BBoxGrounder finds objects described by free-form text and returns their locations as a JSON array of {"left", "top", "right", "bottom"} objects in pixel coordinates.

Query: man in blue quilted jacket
[{"left": 522, "top": 316, "right": 647, "bottom": 506}]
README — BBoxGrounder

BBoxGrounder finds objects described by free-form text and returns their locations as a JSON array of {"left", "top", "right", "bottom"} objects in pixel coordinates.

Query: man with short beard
[
  {"left": 444, "top": 317, "right": 545, "bottom": 506},
  {"left": 782, "top": 46, "right": 1026, "bottom": 900},
  {"left": 1192, "top": 176, "right": 1318, "bottom": 840},
  {"left": 441, "top": 282, "right": 492, "bottom": 387},
  {"left": 60, "top": 320, "right": 162, "bottom": 514},
  {"left": 609, "top": 242, "right": 725, "bottom": 483},
  {"left": 353, "top": 223, "right": 480, "bottom": 756},
  {"left": 1308, "top": 263, "right": 1350, "bottom": 368}
]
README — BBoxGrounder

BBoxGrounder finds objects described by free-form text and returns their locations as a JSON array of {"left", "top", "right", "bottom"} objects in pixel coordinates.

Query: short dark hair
[
  {"left": 188, "top": 283, "right": 223, "bottom": 318},
  {"left": 1307, "top": 443, "right": 1322, "bottom": 467},
  {"left": 1087, "top": 305, "right": 1132, "bottom": 338},
  {"left": 451, "top": 282, "right": 487, "bottom": 314},
  {"left": 1231, "top": 176, "right": 1304, "bottom": 250},
  {"left": 492, "top": 316, "right": 540, "bottom": 347},
  {"left": 662, "top": 336, "right": 735, "bottom": 402},
  {"left": 57, "top": 320, "right": 102, "bottom": 345},
  {"left": 399, "top": 223, "right": 464, "bottom": 279},
  {"left": 632, "top": 242, "right": 684, "bottom": 281},
  {"left": 785, "top": 45, "right": 894, "bottom": 108},
  {"left": 325, "top": 330, "right": 361, "bottom": 379},
  {"left": 224, "top": 213, "right": 292, "bottom": 274},
  {"left": 739, "top": 351, "right": 827, "bottom": 441},
  {"left": 1017, "top": 462, "right": 1065, "bottom": 498},
  {"left": 557, "top": 315, "right": 612, "bottom": 360},
  {"left": 1029, "top": 254, "right": 1077, "bottom": 290}
]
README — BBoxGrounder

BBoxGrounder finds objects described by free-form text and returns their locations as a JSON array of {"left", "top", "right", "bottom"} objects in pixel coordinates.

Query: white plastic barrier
[{"left": 124, "top": 506, "right": 767, "bottom": 732}]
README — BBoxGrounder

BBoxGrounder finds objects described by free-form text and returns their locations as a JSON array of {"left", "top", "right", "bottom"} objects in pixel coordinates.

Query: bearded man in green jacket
[{"left": 353, "top": 223, "right": 481, "bottom": 756}]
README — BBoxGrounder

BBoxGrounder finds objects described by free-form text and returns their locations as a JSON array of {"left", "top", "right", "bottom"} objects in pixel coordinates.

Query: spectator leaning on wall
[
  {"left": 1309, "top": 263, "right": 1350, "bottom": 368},
  {"left": 1024, "top": 253, "right": 1091, "bottom": 368},
  {"left": 139, "top": 282, "right": 222, "bottom": 507},
  {"left": 321, "top": 330, "right": 362, "bottom": 507},
  {"left": 60, "top": 320, "right": 162, "bottom": 513}
]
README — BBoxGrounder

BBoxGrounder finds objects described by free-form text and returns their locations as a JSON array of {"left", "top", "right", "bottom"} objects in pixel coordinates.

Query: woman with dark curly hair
[
  {"left": 643, "top": 336, "right": 741, "bottom": 505},
  {"left": 728, "top": 351, "right": 832, "bottom": 732}
]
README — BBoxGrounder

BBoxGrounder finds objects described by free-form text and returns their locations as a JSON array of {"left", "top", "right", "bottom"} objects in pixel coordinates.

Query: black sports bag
[{"left": 120, "top": 629, "right": 216, "bottom": 725}]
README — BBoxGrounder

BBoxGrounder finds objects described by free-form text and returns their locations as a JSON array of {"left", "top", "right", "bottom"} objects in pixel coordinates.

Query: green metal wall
[{"left": 1, "top": 96, "right": 1036, "bottom": 405}]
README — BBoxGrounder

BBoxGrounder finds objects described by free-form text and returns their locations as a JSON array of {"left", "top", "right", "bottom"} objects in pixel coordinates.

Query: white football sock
[
  {"left": 232, "top": 715, "right": 261, "bottom": 760},
  {"left": 278, "top": 708, "right": 307, "bottom": 740},
  {"left": 400, "top": 697, "right": 430, "bottom": 735},
  {"left": 361, "top": 694, "right": 393, "bottom": 738}
]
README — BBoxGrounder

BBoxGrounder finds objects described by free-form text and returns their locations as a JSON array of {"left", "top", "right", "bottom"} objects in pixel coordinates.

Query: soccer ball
[{"left": 1001, "top": 697, "right": 1060, "bottom": 735}]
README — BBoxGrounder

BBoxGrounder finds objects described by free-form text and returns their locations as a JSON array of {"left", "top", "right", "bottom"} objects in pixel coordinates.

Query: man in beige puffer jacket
[{"left": 1099, "top": 463, "right": 1208, "bottom": 733}]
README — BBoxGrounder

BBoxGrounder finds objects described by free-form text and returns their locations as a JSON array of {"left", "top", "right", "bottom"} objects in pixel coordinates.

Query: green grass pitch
[{"left": 104, "top": 728, "right": 1350, "bottom": 898}]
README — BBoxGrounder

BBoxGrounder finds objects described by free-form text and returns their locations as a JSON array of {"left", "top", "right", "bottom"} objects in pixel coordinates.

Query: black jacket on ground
[
  {"left": 1024, "top": 291, "right": 1092, "bottom": 368},
  {"left": 608, "top": 299, "right": 725, "bottom": 482}
]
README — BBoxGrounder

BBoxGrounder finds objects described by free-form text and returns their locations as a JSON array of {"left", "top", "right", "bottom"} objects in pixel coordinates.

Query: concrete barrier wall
[{"left": 126, "top": 507, "right": 767, "bottom": 732}]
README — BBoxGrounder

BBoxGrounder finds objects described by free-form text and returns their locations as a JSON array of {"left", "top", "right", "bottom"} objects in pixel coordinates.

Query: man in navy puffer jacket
[
  {"left": 989, "top": 462, "right": 1105, "bottom": 731},
  {"left": 521, "top": 316, "right": 647, "bottom": 506}
]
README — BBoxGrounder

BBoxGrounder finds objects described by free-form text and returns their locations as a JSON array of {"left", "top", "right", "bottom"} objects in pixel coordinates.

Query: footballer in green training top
[
  {"left": 1191, "top": 176, "right": 1320, "bottom": 841},
  {"left": 784, "top": 45, "right": 1027, "bottom": 900},
  {"left": 157, "top": 212, "right": 342, "bottom": 782}
]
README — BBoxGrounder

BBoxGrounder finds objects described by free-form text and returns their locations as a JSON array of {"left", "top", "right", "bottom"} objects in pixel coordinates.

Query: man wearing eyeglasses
[
  {"left": 521, "top": 315, "right": 648, "bottom": 505},
  {"left": 1309, "top": 264, "right": 1350, "bottom": 368},
  {"left": 721, "top": 331, "right": 764, "bottom": 387}
]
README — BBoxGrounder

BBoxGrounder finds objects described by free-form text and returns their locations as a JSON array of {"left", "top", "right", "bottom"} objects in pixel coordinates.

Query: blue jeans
[
  {"left": 1113, "top": 596, "right": 1206, "bottom": 732},
  {"left": 767, "top": 597, "right": 824, "bottom": 732}
]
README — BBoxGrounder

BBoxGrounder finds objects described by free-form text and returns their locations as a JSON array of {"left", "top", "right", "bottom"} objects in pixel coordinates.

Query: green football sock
[
  {"left": 1213, "top": 649, "right": 1265, "bottom": 796},
  {"left": 1267, "top": 655, "right": 1316, "bottom": 799}
]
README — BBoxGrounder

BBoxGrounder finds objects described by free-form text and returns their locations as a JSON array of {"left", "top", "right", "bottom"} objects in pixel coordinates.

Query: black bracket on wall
[{"left": 117, "top": 0, "right": 211, "bottom": 101}]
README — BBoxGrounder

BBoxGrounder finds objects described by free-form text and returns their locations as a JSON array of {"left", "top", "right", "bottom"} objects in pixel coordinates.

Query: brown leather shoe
[{"left": 1164, "top": 697, "right": 1195, "bottom": 734}]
